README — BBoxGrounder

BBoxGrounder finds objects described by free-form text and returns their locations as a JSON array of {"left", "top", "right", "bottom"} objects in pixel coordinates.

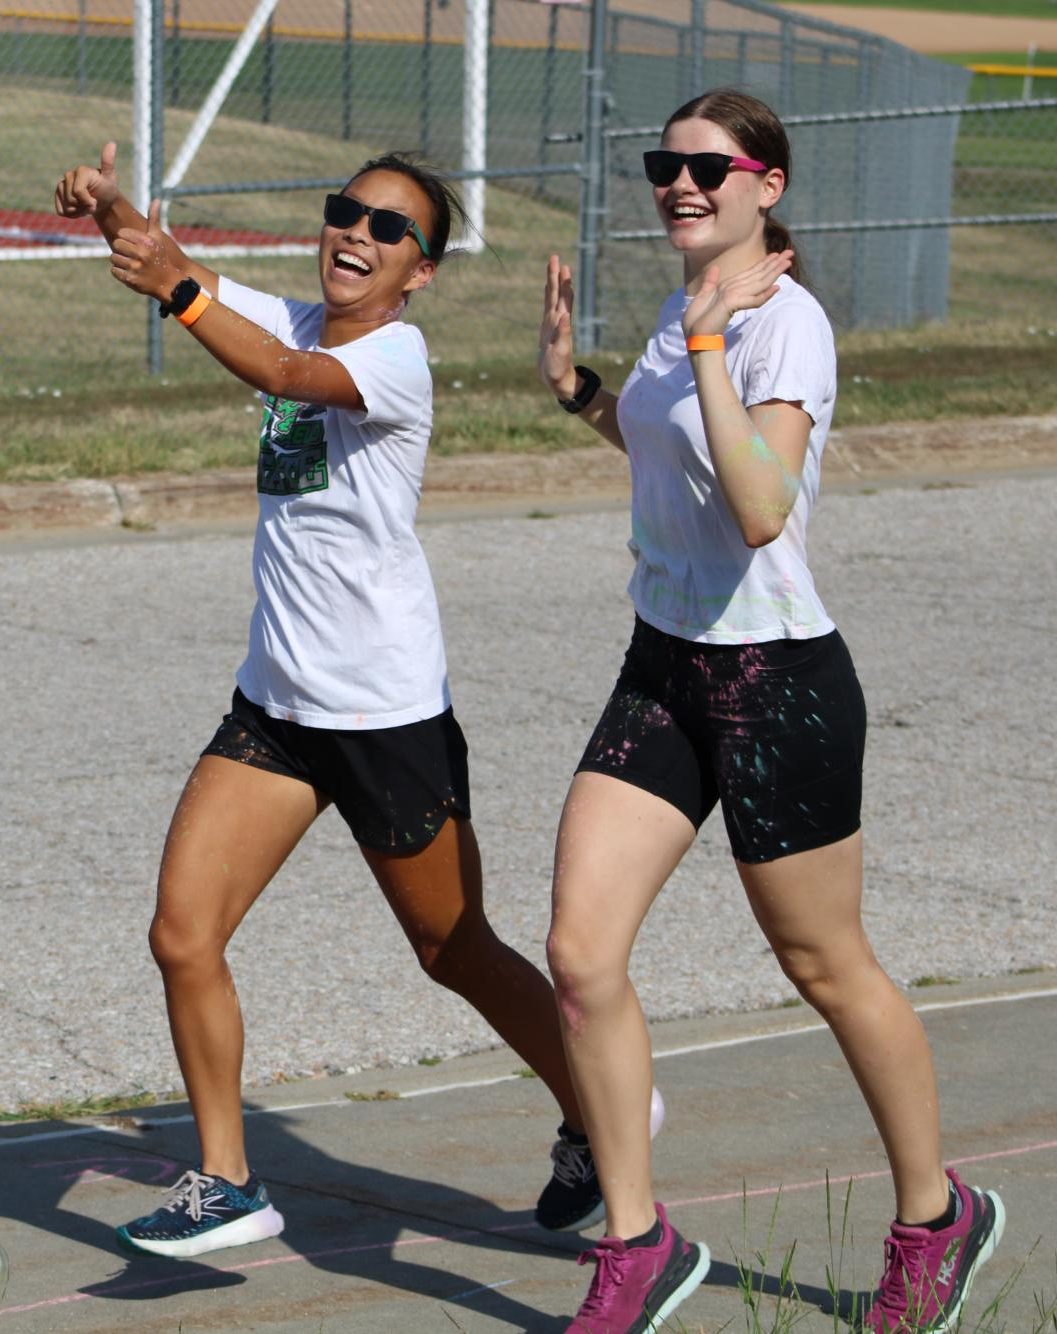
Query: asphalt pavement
[{"left": 1, "top": 470, "right": 1055, "bottom": 1329}]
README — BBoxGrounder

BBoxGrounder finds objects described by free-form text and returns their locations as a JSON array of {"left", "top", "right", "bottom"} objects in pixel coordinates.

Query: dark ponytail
[{"left": 664, "top": 89, "right": 803, "bottom": 284}]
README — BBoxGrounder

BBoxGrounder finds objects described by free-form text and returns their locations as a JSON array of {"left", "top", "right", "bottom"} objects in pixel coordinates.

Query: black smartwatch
[
  {"left": 159, "top": 277, "right": 202, "bottom": 319},
  {"left": 556, "top": 364, "right": 602, "bottom": 415}
]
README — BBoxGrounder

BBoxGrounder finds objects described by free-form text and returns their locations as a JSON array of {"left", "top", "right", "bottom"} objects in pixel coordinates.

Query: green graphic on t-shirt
[{"left": 257, "top": 395, "right": 329, "bottom": 496}]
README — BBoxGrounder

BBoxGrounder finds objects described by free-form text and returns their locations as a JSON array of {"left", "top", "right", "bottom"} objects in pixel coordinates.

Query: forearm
[
  {"left": 552, "top": 372, "right": 626, "bottom": 453},
  {"left": 97, "top": 195, "right": 217, "bottom": 290},
  {"left": 690, "top": 353, "right": 800, "bottom": 547},
  {"left": 185, "top": 300, "right": 323, "bottom": 401}
]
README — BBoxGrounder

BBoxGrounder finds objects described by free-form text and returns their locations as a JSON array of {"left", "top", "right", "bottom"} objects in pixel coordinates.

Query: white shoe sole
[
  {"left": 935, "top": 1190, "right": 1006, "bottom": 1333},
  {"left": 648, "top": 1241, "right": 712, "bottom": 1331},
  {"left": 119, "top": 1203, "right": 285, "bottom": 1259}
]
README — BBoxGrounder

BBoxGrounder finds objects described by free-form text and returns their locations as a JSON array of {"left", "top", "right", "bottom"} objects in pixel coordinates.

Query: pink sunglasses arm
[{"left": 731, "top": 156, "right": 768, "bottom": 172}]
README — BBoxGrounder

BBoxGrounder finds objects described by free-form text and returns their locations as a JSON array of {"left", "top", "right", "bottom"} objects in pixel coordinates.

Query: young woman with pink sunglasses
[{"left": 538, "top": 89, "right": 1004, "bottom": 1334}]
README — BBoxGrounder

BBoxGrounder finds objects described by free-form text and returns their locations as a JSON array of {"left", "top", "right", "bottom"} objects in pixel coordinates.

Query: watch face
[{"left": 168, "top": 278, "right": 200, "bottom": 316}]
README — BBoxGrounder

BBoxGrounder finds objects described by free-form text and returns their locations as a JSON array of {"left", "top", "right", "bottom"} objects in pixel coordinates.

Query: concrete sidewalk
[{"left": 2, "top": 972, "right": 1055, "bottom": 1332}]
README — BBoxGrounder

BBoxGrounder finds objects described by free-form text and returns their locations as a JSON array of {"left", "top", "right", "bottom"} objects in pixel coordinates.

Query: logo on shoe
[{"left": 936, "top": 1238, "right": 961, "bottom": 1288}]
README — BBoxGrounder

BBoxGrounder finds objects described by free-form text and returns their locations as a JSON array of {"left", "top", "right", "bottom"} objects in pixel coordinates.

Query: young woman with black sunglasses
[
  {"left": 53, "top": 143, "right": 604, "bottom": 1258},
  {"left": 537, "top": 89, "right": 1004, "bottom": 1334}
]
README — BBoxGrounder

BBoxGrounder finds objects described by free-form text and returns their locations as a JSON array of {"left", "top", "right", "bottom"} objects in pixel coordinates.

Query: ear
[
  {"left": 404, "top": 257, "right": 438, "bottom": 295},
  {"left": 760, "top": 166, "right": 786, "bottom": 209}
]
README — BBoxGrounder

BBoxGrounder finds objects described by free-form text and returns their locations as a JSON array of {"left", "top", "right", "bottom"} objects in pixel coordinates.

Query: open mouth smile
[{"left": 331, "top": 249, "right": 373, "bottom": 278}]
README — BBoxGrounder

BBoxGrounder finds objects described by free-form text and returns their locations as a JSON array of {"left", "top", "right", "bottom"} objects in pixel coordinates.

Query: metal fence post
[
  {"left": 576, "top": 0, "right": 607, "bottom": 354},
  {"left": 262, "top": 15, "right": 275, "bottom": 125},
  {"left": 171, "top": 0, "right": 182, "bottom": 107},
  {"left": 536, "top": 2, "right": 559, "bottom": 197},
  {"left": 690, "top": 0, "right": 704, "bottom": 98},
  {"left": 77, "top": 0, "right": 87, "bottom": 95},
  {"left": 421, "top": 0, "right": 433, "bottom": 154},
  {"left": 147, "top": 0, "right": 165, "bottom": 374},
  {"left": 342, "top": 0, "right": 354, "bottom": 140}
]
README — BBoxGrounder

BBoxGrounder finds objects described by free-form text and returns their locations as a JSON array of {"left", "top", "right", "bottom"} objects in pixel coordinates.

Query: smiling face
[
  {"left": 317, "top": 168, "right": 437, "bottom": 334},
  {"left": 654, "top": 117, "right": 785, "bottom": 277}
]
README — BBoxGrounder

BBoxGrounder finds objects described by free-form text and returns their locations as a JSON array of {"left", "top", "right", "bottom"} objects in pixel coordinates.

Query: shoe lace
[
  {"left": 577, "top": 1242, "right": 626, "bottom": 1316},
  {"left": 873, "top": 1233, "right": 926, "bottom": 1320},
  {"left": 550, "top": 1136, "right": 593, "bottom": 1189},
  {"left": 159, "top": 1169, "right": 216, "bottom": 1223}
]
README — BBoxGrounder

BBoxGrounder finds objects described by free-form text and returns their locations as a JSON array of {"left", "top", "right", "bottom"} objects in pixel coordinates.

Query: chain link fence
[{"left": 2, "top": 0, "right": 1056, "bottom": 376}]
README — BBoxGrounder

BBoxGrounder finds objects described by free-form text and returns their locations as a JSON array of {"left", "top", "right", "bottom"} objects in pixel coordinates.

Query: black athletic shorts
[
  {"left": 202, "top": 688, "right": 471, "bottom": 854},
  {"left": 576, "top": 617, "right": 867, "bottom": 864}
]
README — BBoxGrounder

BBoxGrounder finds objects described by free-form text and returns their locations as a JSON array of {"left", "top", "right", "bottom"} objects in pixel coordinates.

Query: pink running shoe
[
  {"left": 863, "top": 1168, "right": 1005, "bottom": 1332},
  {"left": 566, "top": 1201, "right": 710, "bottom": 1333}
]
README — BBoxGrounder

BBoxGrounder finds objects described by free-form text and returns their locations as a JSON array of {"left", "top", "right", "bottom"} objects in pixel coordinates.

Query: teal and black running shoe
[{"left": 116, "top": 1167, "right": 284, "bottom": 1258}]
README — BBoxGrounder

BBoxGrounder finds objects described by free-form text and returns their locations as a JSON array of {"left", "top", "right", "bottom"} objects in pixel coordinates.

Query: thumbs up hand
[
  {"left": 110, "top": 199, "right": 180, "bottom": 301},
  {"left": 55, "top": 140, "right": 120, "bottom": 218}
]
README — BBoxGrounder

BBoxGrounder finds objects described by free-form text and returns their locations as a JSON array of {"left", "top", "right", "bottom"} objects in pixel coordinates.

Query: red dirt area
[{"left": 0, "top": 210, "right": 313, "bottom": 250}]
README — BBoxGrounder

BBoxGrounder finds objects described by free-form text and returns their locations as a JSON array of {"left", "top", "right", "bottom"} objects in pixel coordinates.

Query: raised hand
[
  {"left": 539, "top": 254, "right": 577, "bottom": 399},
  {"left": 682, "top": 249, "right": 794, "bottom": 341},
  {"left": 109, "top": 199, "right": 180, "bottom": 302},
  {"left": 54, "top": 140, "right": 120, "bottom": 219}
]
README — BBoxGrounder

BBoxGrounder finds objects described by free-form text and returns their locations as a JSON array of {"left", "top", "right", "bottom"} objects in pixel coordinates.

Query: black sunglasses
[
  {"left": 643, "top": 149, "right": 767, "bottom": 192},
  {"left": 323, "top": 193, "right": 431, "bottom": 257}
]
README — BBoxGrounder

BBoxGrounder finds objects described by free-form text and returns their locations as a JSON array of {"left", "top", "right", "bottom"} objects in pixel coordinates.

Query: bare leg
[
  {"left": 150, "top": 756, "right": 326, "bottom": 1183},
  {"left": 362, "top": 816, "right": 586, "bottom": 1128},
  {"left": 739, "top": 831, "right": 949, "bottom": 1224},
  {"left": 545, "top": 773, "right": 696, "bottom": 1238}
]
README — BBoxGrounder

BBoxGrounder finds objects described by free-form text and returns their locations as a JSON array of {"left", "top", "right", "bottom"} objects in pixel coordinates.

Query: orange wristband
[
  {"left": 686, "top": 334, "right": 725, "bottom": 352},
  {"left": 176, "top": 290, "right": 212, "bottom": 328}
]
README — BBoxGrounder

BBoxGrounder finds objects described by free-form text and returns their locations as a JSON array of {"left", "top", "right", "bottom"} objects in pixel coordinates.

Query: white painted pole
[
  {"left": 461, "top": 0, "right": 488, "bottom": 254},
  {"left": 132, "top": 0, "right": 152, "bottom": 214},
  {"left": 1024, "top": 42, "right": 1037, "bottom": 100},
  {"left": 163, "top": 0, "right": 280, "bottom": 190}
]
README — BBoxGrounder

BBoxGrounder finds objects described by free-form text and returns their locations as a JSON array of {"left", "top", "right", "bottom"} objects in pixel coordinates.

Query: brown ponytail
[{"left": 664, "top": 88, "right": 803, "bottom": 285}]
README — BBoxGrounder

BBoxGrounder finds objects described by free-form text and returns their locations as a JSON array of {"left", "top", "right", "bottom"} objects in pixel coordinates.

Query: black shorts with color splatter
[
  {"left": 202, "top": 688, "right": 471, "bottom": 854},
  {"left": 576, "top": 617, "right": 867, "bottom": 864}
]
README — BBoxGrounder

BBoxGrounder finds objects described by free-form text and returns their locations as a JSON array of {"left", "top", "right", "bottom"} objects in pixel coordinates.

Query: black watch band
[
  {"left": 556, "top": 364, "right": 602, "bottom": 415},
  {"left": 159, "top": 277, "right": 201, "bottom": 320}
]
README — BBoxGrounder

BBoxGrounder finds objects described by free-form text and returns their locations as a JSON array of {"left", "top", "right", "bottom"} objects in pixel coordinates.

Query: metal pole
[
  {"left": 147, "top": 0, "right": 165, "bottom": 373},
  {"left": 342, "top": 0, "right": 353, "bottom": 140},
  {"left": 690, "top": 0, "right": 704, "bottom": 98},
  {"left": 421, "top": 0, "right": 432, "bottom": 154},
  {"left": 262, "top": 14, "right": 274, "bottom": 124},
  {"left": 171, "top": 0, "right": 182, "bottom": 106},
  {"left": 77, "top": 0, "right": 87, "bottom": 94},
  {"left": 536, "top": 2, "right": 559, "bottom": 197},
  {"left": 461, "top": 0, "right": 488, "bottom": 253},
  {"left": 575, "top": 0, "right": 607, "bottom": 353}
]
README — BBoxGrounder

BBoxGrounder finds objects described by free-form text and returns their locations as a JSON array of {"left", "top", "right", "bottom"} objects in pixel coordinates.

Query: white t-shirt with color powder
[
  {"left": 617, "top": 274, "right": 837, "bottom": 644},
  {"left": 218, "top": 275, "right": 449, "bottom": 729}
]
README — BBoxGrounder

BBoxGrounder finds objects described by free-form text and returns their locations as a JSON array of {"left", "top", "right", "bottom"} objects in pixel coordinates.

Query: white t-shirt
[
  {"left": 218, "top": 275, "right": 449, "bottom": 729},
  {"left": 616, "top": 275, "right": 837, "bottom": 644}
]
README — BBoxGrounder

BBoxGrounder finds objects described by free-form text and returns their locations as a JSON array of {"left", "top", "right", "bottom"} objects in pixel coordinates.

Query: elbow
[{"left": 741, "top": 516, "right": 787, "bottom": 548}]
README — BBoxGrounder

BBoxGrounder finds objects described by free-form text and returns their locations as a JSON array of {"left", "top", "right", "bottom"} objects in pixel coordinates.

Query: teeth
[
  {"left": 335, "top": 251, "right": 371, "bottom": 274},
  {"left": 673, "top": 206, "right": 709, "bottom": 218}
]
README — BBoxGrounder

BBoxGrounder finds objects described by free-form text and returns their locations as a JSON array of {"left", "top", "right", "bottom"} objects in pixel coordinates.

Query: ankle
[
  {"left": 897, "top": 1174, "right": 957, "bottom": 1230},
  {"left": 201, "top": 1160, "right": 251, "bottom": 1187},
  {"left": 610, "top": 1204, "right": 658, "bottom": 1242}
]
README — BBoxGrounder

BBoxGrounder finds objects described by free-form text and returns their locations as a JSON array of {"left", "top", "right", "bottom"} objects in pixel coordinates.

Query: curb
[{"left": 3, "top": 416, "right": 1056, "bottom": 536}]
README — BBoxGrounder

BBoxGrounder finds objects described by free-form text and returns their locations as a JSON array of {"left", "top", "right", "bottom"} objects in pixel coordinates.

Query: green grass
[
  {"left": 730, "top": 1177, "right": 1057, "bottom": 1334},
  {"left": 0, "top": 1090, "right": 158, "bottom": 1122},
  {"left": 3, "top": 88, "right": 1056, "bottom": 485}
]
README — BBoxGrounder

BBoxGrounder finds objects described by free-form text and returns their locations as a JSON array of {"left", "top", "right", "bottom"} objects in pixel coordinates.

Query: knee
[
  {"left": 411, "top": 912, "right": 492, "bottom": 994},
  {"left": 148, "top": 913, "right": 224, "bottom": 978},
  {"left": 774, "top": 937, "right": 878, "bottom": 1019},
  {"left": 546, "top": 923, "right": 624, "bottom": 1031}
]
